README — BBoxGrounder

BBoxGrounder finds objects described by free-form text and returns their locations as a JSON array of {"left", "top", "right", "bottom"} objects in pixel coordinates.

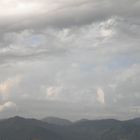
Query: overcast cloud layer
[{"left": 0, "top": 0, "right": 140, "bottom": 120}]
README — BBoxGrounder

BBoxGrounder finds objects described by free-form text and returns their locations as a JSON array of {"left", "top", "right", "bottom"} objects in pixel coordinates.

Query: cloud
[
  {"left": 0, "top": 15, "right": 139, "bottom": 119},
  {"left": 0, "top": 75, "right": 22, "bottom": 100},
  {"left": 0, "top": 17, "right": 117, "bottom": 64},
  {"left": 96, "top": 88, "right": 105, "bottom": 105},
  {"left": 0, "top": 0, "right": 44, "bottom": 17},
  {"left": 0, "top": 0, "right": 140, "bottom": 32},
  {"left": 0, "top": 101, "right": 17, "bottom": 112},
  {"left": 46, "top": 87, "right": 57, "bottom": 100},
  {"left": 0, "top": 0, "right": 139, "bottom": 119}
]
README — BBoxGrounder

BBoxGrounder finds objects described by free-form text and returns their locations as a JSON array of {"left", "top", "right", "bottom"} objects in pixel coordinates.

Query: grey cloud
[
  {"left": 0, "top": 0, "right": 140, "bottom": 32},
  {"left": 0, "top": 0, "right": 140, "bottom": 120}
]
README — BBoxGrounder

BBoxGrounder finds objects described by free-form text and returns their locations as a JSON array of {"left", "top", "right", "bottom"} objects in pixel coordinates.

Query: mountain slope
[
  {"left": 0, "top": 116, "right": 140, "bottom": 140},
  {"left": 0, "top": 116, "right": 62, "bottom": 140}
]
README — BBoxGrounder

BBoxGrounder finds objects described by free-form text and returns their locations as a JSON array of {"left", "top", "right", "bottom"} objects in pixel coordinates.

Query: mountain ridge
[{"left": 0, "top": 116, "right": 140, "bottom": 140}]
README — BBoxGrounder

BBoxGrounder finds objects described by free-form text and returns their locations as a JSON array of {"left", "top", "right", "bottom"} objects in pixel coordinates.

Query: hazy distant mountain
[
  {"left": 0, "top": 116, "right": 140, "bottom": 140},
  {"left": 42, "top": 116, "right": 72, "bottom": 126}
]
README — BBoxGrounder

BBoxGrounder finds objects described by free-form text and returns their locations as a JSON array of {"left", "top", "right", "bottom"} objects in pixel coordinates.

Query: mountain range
[{"left": 0, "top": 116, "right": 140, "bottom": 140}]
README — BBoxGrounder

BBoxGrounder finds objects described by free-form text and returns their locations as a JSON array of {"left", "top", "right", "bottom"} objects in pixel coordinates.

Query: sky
[{"left": 0, "top": 0, "right": 140, "bottom": 120}]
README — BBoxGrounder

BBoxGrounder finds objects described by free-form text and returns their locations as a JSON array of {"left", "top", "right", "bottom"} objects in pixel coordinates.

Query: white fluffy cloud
[
  {"left": 0, "top": 75, "right": 22, "bottom": 100},
  {"left": 0, "top": 101, "right": 17, "bottom": 112},
  {"left": 46, "top": 86, "right": 63, "bottom": 100},
  {"left": 96, "top": 88, "right": 105, "bottom": 105}
]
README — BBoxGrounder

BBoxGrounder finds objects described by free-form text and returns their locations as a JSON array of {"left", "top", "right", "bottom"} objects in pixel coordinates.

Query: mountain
[
  {"left": 42, "top": 116, "right": 72, "bottom": 126},
  {"left": 0, "top": 116, "right": 140, "bottom": 140},
  {"left": 0, "top": 116, "right": 62, "bottom": 140},
  {"left": 72, "top": 118, "right": 140, "bottom": 140},
  {"left": 126, "top": 117, "right": 140, "bottom": 125}
]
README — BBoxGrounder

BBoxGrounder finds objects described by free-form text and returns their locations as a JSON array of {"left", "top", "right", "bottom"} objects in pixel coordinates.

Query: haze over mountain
[
  {"left": 42, "top": 116, "right": 72, "bottom": 126},
  {"left": 0, "top": 116, "right": 140, "bottom": 140}
]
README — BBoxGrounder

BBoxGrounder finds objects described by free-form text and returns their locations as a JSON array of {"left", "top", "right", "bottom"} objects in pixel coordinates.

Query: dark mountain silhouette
[
  {"left": 126, "top": 117, "right": 140, "bottom": 125},
  {"left": 0, "top": 116, "right": 140, "bottom": 140},
  {"left": 0, "top": 116, "right": 62, "bottom": 140}
]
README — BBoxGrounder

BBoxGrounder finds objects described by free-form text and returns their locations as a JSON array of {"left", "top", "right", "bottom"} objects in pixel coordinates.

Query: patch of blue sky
[
  {"left": 25, "top": 35, "right": 45, "bottom": 47},
  {"left": 107, "top": 55, "right": 137, "bottom": 71}
]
